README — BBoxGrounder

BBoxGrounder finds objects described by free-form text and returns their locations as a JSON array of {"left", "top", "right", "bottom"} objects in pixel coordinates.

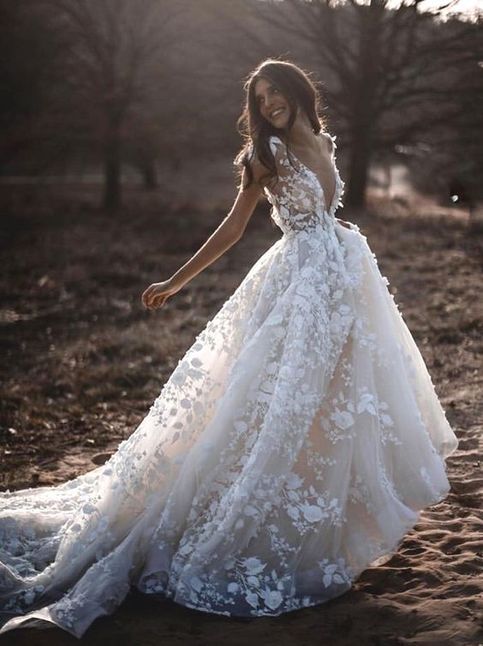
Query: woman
[{"left": 0, "top": 59, "right": 458, "bottom": 638}]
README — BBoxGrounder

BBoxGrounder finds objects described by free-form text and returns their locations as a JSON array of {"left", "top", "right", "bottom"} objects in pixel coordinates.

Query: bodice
[{"left": 263, "top": 134, "right": 345, "bottom": 236}]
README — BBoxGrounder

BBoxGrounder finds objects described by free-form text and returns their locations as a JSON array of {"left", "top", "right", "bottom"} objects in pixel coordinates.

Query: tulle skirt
[{"left": 0, "top": 220, "right": 458, "bottom": 637}]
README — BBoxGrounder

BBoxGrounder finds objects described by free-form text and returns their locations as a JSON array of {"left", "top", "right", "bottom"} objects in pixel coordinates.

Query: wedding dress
[{"left": 0, "top": 133, "right": 458, "bottom": 638}]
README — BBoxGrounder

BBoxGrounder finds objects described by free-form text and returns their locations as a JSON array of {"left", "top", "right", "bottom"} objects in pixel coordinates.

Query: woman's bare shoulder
[
  {"left": 246, "top": 150, "right": 273, "bottom": 188},
  {"left": 320, "top": 131, "right": 334, "bottom": 154}
]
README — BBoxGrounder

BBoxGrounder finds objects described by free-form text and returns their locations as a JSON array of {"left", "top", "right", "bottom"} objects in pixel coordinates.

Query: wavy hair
[{"left": 234, "top": 58, "right": 327, "bottom": 192}]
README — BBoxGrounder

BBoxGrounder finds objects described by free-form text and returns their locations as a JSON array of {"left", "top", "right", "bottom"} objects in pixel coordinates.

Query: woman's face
[{"left": 254, "top": 77, "right": 292, "bottom": 130}]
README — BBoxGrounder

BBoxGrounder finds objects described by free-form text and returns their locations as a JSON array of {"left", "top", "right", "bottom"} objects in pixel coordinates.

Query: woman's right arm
[{"left": 142, "top": 162, "right": 265, "bottom": 310}]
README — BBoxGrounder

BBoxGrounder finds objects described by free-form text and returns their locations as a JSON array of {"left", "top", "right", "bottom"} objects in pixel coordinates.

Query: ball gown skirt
[{"left": 0, "top": 134, "right": 458, "bottom": 638}]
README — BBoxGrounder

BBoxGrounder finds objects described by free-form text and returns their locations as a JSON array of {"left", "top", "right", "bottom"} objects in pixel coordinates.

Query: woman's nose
[{"left": 264, "top": 97, "right": 274, "bottom": 110}]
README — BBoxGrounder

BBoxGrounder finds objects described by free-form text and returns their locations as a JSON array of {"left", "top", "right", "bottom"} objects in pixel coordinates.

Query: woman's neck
[{"left": 282, "top": 111, "right": 319, "bottom": 151}]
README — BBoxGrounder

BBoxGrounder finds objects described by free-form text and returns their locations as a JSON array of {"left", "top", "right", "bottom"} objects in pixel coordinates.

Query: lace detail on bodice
[{"left": 263, "top": 134, "right": 345, "bottom": 236}]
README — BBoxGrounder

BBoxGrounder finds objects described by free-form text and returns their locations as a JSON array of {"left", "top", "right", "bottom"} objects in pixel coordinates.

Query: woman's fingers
[
  {"left": 156, "top": 292, "right": 168, "bottom": 307},
  {"left": 142, "top": 281, "right": 174, "bottom": 310},
  {"left": 142, "top": 286, "right": 154, "bottom": 306},
  {"left": 142, "top": 284, "right": 160, "bottom": 307},
  {"left": 145, "top": 290, "right": 167, "bottom": 310}
]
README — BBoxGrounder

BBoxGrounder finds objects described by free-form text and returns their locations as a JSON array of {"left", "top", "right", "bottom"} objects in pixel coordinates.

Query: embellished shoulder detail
[
  {"left": 268, "top": 135, "right": 285, "bottom": 157},
  {"left": 321, "top": 132, "right": 337, "bottom": 158}
]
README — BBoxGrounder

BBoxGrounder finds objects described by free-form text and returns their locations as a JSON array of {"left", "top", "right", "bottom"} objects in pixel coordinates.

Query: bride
[{"left": 0, "top": 59, "right": 458, "bottom": 638}]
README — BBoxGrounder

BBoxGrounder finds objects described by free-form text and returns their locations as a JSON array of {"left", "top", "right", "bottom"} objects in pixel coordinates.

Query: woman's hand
[{"left": 141, "top": 278, "right": 183, "bottom": 311}]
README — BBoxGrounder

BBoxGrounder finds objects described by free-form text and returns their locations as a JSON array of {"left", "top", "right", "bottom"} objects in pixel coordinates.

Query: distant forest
[{"left": 1, "top": 0, "right": 482, "bottom": 210}]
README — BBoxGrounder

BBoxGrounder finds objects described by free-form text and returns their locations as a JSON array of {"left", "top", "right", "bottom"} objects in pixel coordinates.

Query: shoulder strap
[
  {"left": 321, "top": 131, "right": 336, "bottom": 157},
  {"left": 268, "top": 135, "right": 284, "bottom": 157}
]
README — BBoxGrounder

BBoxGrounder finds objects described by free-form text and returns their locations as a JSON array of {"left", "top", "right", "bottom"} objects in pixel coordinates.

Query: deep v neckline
[{"left": 287, "top": 133, "right": 337, "bottom": 213}]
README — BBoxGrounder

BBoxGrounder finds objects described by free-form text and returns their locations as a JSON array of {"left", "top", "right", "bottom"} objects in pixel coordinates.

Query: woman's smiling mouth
[{"left": 270, "top": 108, "right": 285, "bottom": 119}]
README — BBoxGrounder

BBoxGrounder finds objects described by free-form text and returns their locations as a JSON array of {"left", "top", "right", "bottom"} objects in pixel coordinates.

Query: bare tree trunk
[
  {"left": 346, "top": 128, "right": 372, "bottom": 208},
  {"left": 136, "top": 153, "right": 158, "bottom": 189},
  {"left": 103, "top": 111, "right": 122, "bottom": 211},
  {"left": 344, "top": 0, "right": 382, "bottom": 208},
  {"left": 141, "top": 160, "right": 158, "bottom": 190}
]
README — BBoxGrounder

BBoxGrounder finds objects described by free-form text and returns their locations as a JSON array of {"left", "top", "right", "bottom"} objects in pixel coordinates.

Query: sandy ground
[{"left": 0, "top": 180, "right": 482, "bottom": 645}]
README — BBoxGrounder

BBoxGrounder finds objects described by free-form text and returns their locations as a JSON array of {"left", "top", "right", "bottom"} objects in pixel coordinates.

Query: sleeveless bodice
[{"left": 263, "top": 134, "right": 345, "bottom": 236}]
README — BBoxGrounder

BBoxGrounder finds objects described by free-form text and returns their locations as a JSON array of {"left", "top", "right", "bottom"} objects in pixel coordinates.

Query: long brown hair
[{"left": 234, "top": 58, "right": 327, "bottom": 191}]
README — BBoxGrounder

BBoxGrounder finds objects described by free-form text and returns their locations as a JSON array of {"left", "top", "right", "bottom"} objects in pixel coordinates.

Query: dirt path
[{"left": 0, "top": 187, "right": 481, "bottom": 645}]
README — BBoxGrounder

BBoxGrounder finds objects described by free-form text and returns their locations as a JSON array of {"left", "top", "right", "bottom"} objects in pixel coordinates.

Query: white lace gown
[{"left": 0, "top": 133, "right": 458, "bottom": 638}]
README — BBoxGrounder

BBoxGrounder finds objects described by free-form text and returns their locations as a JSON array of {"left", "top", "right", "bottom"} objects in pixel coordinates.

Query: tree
[
  {"left": 48, "top": 0, "right": 180, "bottom": 210},
  {"left": 235, "top": 0, "right": 482, "bottom": 209},
  {"left": 0, "top": 1, "right": 66, "bottom": 173}
]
